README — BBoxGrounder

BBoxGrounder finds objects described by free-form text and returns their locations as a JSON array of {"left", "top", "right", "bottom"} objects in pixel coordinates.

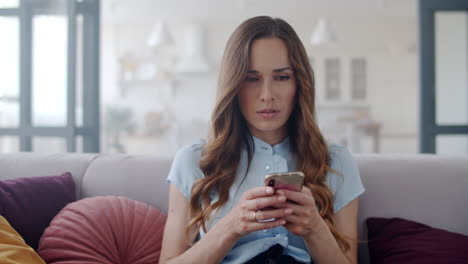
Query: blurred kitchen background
[{"left": 0, "top": 0, "right": 467, "bottom": 157}]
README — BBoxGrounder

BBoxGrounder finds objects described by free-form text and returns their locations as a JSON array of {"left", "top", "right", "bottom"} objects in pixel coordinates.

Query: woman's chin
[{"left": 250, "top": 123, "right": 288, "bottom": 135}]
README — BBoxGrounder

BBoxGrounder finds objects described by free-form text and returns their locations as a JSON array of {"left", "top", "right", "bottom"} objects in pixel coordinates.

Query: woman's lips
[{"left": 257, "top": 109, "right": 280, "bottom": 119}]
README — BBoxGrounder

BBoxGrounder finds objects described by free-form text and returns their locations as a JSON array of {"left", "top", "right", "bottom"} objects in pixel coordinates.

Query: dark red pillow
[
  {"left": 367, "top": 217, "right": 468, "bottom": 264},
  {"left": 0, "top": 173, "right": 75, "bottom": 249}
]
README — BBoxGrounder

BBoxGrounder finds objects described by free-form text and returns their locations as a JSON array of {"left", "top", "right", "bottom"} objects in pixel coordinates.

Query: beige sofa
[{"left": 0, "top": 152, "right": 467, "bottom": 263}]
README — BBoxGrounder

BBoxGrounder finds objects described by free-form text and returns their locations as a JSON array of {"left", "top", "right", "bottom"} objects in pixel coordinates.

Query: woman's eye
[
  {"left": 245, "top": 76, "right": 258, "bottom": 82},
  {"left": 276, "top": 75, "right": 290, "bottom": 81}
]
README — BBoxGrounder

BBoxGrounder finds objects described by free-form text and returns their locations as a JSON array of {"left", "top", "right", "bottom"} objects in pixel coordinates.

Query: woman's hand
[
  {"left": 221, "top": 186, "right": 294, "bottom": 237},
  {"left": 276, "top": 187, "right": 327, "bottom": 238}
]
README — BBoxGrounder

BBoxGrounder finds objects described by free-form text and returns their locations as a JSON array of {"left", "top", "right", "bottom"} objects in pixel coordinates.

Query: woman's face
[{"left": 238, "top": 37, "right": 297, "bottom": 145}]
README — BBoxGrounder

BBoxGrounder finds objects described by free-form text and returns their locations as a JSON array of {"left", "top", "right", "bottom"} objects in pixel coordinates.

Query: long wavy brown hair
[{"left": 186, "top": 16, "right": 352, "bottom": 254}]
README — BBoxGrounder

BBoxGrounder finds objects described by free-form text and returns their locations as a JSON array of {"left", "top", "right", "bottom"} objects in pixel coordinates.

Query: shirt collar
[{"left": 251, "top": 136, "right": 291, "bottom": 155}]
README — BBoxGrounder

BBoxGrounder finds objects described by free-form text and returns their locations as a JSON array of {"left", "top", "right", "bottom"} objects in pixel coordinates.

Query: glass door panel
[
  {"left": 435, "top": 11, "right": 468, "bottom": 126},
  {"left": 0, "top": 17, "right": 20, "bottom": 128},
  {"left": 31, "top": 3, "right": 68, "bottom": 127}
]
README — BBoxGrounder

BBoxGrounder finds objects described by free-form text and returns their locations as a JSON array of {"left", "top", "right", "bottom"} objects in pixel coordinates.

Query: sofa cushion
[
  {"left": 0, "top": 215, "right": 46, "bottom": 264},
  {"left": 37, "top": 196, "right": 167, "bottom": 264},
  {"left": 0, "top": 172, "right": 75, "bottom": 249},
  {"left": 367, "top": 217, "right": 468, "bottom": 263}
]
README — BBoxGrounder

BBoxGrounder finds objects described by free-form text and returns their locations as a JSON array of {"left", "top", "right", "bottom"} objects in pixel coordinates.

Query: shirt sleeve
[
  {"left": 326, "top": 144, "right": 365, "bottom": 213},
  {"left": 166, "top": 141, "right": 205, "bottom": 200}
]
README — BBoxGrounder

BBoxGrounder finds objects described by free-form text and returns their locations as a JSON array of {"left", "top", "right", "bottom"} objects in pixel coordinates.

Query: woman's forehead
[{"left": 248, "top": 37, "right": 291, "bottom": 72}]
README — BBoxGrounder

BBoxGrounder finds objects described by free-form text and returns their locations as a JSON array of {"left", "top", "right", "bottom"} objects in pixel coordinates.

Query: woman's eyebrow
[
  {"left": 272, "top": 67, "right": 293, "bottom": 73},
  {"left": 247, "top": 67, "right": 293, "bottom": 74}
]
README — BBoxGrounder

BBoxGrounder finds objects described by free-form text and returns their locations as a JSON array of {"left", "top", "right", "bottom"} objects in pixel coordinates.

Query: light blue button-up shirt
[{"left": 167, "top": 136, "right": 365, "bottom": 263}]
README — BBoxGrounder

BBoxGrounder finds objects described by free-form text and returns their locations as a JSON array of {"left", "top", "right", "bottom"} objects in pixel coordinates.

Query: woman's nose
[{"left": 259, "top": 79, "right": 274, "bottom": 102}]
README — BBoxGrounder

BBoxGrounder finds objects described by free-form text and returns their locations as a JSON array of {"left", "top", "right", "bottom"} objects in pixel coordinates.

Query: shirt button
[
  {"left": 263, "top": 245, "right": 269, "bottom": 250},
  {"left": 265, "top": 165, "right": 270, "bottom": 171}
]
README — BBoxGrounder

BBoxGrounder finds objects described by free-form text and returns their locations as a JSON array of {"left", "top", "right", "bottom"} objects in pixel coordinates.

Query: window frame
[{"left": 419, "top": 0, "right": 468, "bottom": 153}]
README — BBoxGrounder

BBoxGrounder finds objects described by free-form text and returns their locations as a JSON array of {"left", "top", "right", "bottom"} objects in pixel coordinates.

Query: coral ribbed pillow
[{"left": 37, "top": 196, "right": 167, "bottom": 264}]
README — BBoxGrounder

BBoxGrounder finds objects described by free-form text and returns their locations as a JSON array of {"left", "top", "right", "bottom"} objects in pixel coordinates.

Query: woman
[{"left": 159, "top": 16, "right": 365, "bottom": 264}]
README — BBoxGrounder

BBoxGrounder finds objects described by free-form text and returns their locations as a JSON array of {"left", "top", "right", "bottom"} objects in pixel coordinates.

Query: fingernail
[
  {"left": 285, "top": 208, "right": 293, "bottom": 214},
  {"left": 277, "top": 190, "right": 284, "bottom": 195},
  {"left": 278, "top": 196, "right": 286, "bottom": 201},
  {"left": 266, "top": 188, "right": 274, "bottom": 194},
  {"left": 280, "top": 220, "right": 286, "bottom": 225}
]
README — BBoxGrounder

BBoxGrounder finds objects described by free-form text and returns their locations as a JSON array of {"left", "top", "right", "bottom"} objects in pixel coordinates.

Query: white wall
[{"left": 101, "top": 1, "right": 420, "bottom": 156}]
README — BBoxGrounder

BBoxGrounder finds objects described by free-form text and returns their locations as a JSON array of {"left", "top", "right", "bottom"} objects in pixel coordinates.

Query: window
[
  {"left": 0, "top": 0, "right": 100, "bottom": 153},
  {"left": 420, "top": 0, "right": 468, "bottom": 153}
]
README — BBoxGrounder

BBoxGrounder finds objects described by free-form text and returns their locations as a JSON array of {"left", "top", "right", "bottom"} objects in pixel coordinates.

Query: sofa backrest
[
  {"left": 355, "top": 154, "right": 468, "bottom": 263},
  {"left": 1, "top": 152, "right": 467, "bottom": 264},
  {"left": 0, "top": 153, "right": 98, "bottom": 199}
]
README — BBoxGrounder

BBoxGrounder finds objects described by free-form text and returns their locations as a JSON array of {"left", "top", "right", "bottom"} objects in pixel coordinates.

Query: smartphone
[{"left": 264, "top": 171, "right": 304, "bottom": 192}]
